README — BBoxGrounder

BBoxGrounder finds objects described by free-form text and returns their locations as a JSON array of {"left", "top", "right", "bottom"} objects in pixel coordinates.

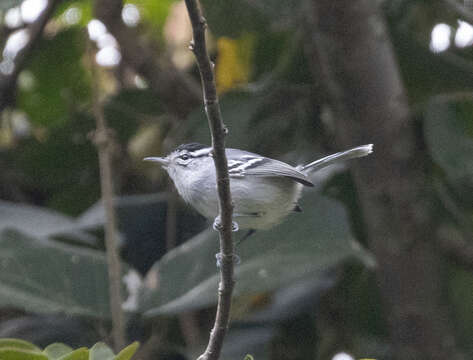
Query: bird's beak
[{"left": 143, "top": 157, "right": 169, "bottom": 167}]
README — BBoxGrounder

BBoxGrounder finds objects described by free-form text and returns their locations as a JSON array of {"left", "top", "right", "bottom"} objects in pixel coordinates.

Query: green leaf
[
  {"left": 0, "top": 348, "right": 48, "bottom": 360},
  {"left": 43, "top": 344, "right": 74, "bottom": 360},
  {"left": 0, "top": 339, "right": 41, "bottom": 352},
  {"left": 78, "top": 193, "right": 206, "bottom": 274},
  {"left": 0, "top": 200, "right": 98, "bottom": 246},
  {"left": 132, "top": 0, "right": 176, "bottom": 36},
  {"left": 140, "top": 192, "right": 373, "bottom": 317},
  {"left": 0, "top": 229, "right": 126, "bottom": 318},
  {"left": 77, "top": 193, "right": 173, "bottom": 238},
  {"left": 17, "top": 28, "right": 90, "bottom": 128},
  {"left": 424, "top": 97, "right": 473, "bottom": 183},
  {"left": 115, "top": 342, "right": 139, "bottom": 360},
  {"left": 0, "top": 342, "right": 137, "bottom": 360},
  {"left": 89, "top": 343, "right": 114, "bottom": 360},
  {"left": 57, "top": 348, "right": 89, "bottom": 360}
]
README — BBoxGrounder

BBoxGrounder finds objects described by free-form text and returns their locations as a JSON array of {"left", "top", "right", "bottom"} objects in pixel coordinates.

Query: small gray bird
[{"left": 144, "top": 143, "right": 373, "bottom": 232}]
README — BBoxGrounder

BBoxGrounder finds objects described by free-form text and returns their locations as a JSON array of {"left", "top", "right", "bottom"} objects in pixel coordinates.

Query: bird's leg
[
  {"left": 213, "top": 215, "right": 240, "bottom": 268},
  {"left": 213, "top": 215, "right": 239, "bottom": 232},
  {"left": 216, "top": 229, "right": 257, "bottom": 267},
  {"left": 215, "top": 252, "right": 241, "bottom": 268}
]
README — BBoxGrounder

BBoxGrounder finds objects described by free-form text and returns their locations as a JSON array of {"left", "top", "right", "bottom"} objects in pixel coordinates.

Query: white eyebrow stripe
[{"left": 189, "top": 147, "right": 212, "bottom": 157}]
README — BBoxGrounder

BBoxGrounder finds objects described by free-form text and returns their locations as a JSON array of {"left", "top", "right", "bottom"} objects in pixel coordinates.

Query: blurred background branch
[
  {"left": 88, "top": 45, "right": 125, "bottom": 351},
  {"left": 93, "top": 0, "right": 201, "bottom": 119},
  {"left": 0, "top": 0, "right": 61, "bottom": 111},
  {"left": 307, "top": 0, "right": 465, "bottom": 359}
]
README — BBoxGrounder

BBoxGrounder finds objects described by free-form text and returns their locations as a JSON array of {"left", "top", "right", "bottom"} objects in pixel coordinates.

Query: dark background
[{"left": 0, "top": 1, "right": 473, "bottom": 360}]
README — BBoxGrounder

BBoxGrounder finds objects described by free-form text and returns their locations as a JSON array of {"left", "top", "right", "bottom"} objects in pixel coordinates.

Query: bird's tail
[{"left": 300, "top": 144, "right": 373, "bottom": 173}]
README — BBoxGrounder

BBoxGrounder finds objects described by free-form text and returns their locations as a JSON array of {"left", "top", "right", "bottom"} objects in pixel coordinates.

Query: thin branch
[
  {"left": 93, "top": 0, "right": 201, "bottom": 119},
  {"left": 165, "top": 190, "right": 178, "bottom": 250},
  {"left": 88, "top": 46, "right": 126, "bottom": 351},
  {"left": 0, "top": 0, "right": 62, "bottom": 111},
  {"left": 165, "top": 190, "right": 203, "bottom": 347},
  {"left": 183, "top": 1, "right": 235, "bottom": 360}
]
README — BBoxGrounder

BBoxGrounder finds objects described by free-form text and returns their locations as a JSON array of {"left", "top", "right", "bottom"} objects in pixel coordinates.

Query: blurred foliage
[
  {"left": 216, "top": 34, "right": 255, "bottom": 93},
  {"left": 200, "top": 0, "right": 269, "bottom": 38},
  {"left": 56, "top": 2, "right": 93, "bottom": 27},
  {"left": 140, "top": 193, "right": 373, "bottom": 317},
  {"left": 0, "top": 0, "right": 21, "bottom": 11},
  {"left": 448, "top": 265, "right": 473, "bottom": 355},
  {"left": 0, "top": 229, "right": 121, "bottom": 318},
  {"left": 13, "top": 111, "right": 100, "bottom": 215},
  {"left": 17, "top": 29, "right": 90, "bottom": 128},
  {"left": 0, "top": 338, "right": 139, "bottom": 360},
  {"left": 425, "top": 96, "right": 473, "bottom": 183},
  {"left": 0, "top": 0, "right": 472, "bottom": 359}
]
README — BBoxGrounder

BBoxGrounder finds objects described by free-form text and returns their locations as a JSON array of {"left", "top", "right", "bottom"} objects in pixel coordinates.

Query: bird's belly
[
  {"left": 232, "top": 178, "right": 302, "bottom": 229},
  {"left": 188, "top": 177, "right": 302, "bottom": 230}
]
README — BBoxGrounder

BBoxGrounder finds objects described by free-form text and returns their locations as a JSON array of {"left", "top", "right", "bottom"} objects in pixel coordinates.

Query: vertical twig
[
  {"left": 93, "top": 0, "right": 201, "bottom": 118},
  {"left": 165, "top": 190, "right": 203, "bottom": 348},
  {"left": 165, "top": 190, "right": 178, "bottom": 250},
  {"left": 88, "top": 46, "right": 126, "bottom": 351},
  {"left": 183, "top": 1, "right": 235, "bottom": 360}
]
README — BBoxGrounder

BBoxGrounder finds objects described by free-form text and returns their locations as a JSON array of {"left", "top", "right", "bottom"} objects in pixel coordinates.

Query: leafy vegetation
[
  {"left": 0, "top": 338, "right": 139, "bottom": 360},
  {"left": 0, "top": 0, "right": 472, "bottom": 359}
]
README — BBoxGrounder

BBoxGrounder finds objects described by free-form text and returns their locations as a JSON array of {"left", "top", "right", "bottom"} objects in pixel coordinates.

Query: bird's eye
[{"left": 179, "top": 154, "right": 190, "bottom": 161}]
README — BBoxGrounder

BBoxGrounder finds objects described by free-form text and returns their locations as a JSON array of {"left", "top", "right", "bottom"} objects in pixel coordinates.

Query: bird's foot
[
  {"left": 215, "top": 252, "right": 241, "bottom": 268},
  {"left": 213, "top": 216, "right": 239, "bottom": 232}
]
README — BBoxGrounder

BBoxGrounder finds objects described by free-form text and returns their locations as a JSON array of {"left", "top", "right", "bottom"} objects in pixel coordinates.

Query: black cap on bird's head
[
  {"left": 143, "top": 143, "right": 211, "bottom": 168},
  {"left": 175, "top": 143, "right": 208, "bottom": 153}
]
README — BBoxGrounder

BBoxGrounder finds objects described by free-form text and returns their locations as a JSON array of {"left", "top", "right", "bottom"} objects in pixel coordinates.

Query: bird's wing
[{"left": 225, "top": 149, "right": 314, "bottom": 187}]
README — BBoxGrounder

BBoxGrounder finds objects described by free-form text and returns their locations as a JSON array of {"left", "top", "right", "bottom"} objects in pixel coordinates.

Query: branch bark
[
  {"left": 306, "top": 1, "right": 464, "bottom": 359},
  {"left": 89, "top": 48, "right": 126, "bottom": 351},
  {"left": 183, "top": 1, "right": 235, "bottom": 360},
  {"left": 0, "top": 0, "right": 62, "bottom": 111},
  {"left": 93, "top": 0, "right": 201, "bottom": 119}
]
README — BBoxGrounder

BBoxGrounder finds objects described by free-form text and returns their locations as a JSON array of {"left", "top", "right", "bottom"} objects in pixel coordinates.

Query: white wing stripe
[
  {"left": 229, "top": 158, "right": 264, "bottom": 173},
  {"left": 228, "top": 160, "right": 244, "bottom": 169}
]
